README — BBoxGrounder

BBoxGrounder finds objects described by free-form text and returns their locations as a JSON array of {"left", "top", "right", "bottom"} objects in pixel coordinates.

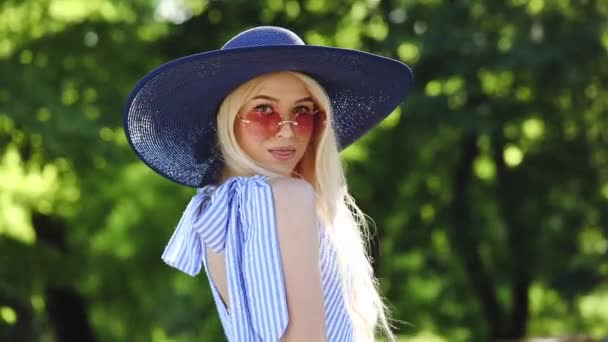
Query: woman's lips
[{"left": 269, "top": 149, "right": 295, "bottom": 160}]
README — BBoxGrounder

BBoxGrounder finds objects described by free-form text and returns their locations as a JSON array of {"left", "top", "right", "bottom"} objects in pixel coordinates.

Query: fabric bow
[
  {"left": 161, "top": 176, "right": 263, "bottom": 276},
  {"left": 162, "top": 175, "right": 290, "bottom": 341}
]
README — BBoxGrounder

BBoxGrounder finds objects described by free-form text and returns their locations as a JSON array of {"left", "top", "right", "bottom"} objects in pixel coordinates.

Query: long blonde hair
[{"left": 215, "top": 71, "right": 395, "bottom": 341}]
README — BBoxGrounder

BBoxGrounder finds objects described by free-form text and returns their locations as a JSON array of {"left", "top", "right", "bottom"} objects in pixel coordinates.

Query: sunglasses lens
[
  {"left": 294, "top": 112, "right": 315, "bottom": 134},
  {"left": 244, "top": 111, "right": 282, "bottom": 133}
]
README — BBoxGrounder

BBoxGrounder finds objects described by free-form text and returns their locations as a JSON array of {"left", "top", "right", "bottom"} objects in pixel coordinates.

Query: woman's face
[{"left": 235, "top": 73, "right": 318, "bottom": 176}]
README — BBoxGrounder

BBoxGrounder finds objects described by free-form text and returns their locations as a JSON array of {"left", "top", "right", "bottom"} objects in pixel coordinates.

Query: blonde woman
[{"left": 124, "top": 26, "right": 413, "bottom": 341}]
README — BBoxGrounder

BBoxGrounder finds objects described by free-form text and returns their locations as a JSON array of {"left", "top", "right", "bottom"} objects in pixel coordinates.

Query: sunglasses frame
[{"left": 237, "top": 109, "right": 326, "bottom": 135}]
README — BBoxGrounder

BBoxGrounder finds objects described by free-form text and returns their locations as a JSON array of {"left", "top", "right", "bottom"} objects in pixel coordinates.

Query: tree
[{"left": 1, "top": 0, "right": 606, "bottom": 341}]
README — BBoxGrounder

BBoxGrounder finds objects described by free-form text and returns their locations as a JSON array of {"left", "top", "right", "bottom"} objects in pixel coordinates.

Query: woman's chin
[{"left": 263, "top": 163, "right": 296, "bottom": 177}]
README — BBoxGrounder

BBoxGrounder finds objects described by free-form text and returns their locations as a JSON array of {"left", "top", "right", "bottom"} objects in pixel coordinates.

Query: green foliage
[{"left": 1, "top": 0, "right": 607, "bottom": 340}]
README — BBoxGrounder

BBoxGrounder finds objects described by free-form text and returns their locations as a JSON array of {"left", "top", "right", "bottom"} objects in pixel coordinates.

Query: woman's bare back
[{"left": 206, "top": 246, "right": 231, "bottom": 312}]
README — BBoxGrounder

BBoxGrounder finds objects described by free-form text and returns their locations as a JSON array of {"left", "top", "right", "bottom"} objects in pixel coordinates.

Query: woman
[{"left": 124, "top": 26, "right": 413, "bottom": 341}]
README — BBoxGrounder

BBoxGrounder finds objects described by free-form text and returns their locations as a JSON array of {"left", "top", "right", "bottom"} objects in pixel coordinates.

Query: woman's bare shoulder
[
  {"left": 267, "top": 177, "right": 316, "bottom": 231},
  {"left": 267, "top": 176, "right": 314, "bottom": 199},
  {"left": 266, "top": 177, "right": 326, "bottom": 340}
]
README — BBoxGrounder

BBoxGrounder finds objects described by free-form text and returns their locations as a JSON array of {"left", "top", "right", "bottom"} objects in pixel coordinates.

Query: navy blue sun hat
[{"left": 124, "top": 26, "right": 413, "bottom": 188}]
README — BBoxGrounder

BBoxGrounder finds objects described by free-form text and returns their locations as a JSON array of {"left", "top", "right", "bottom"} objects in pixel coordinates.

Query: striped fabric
[{"left": 162, "top": 175, "right": 354, "bottom": 341}]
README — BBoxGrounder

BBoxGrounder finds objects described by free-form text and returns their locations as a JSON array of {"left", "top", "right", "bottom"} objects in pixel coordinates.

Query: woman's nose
[{"left": 276, "top": 120, "right": 296, "bottom": 138}]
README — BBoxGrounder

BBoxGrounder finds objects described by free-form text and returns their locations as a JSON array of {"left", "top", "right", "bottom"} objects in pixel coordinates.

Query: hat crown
[{"left": 222, "top": 26, "right": 305, "bottom": 50}]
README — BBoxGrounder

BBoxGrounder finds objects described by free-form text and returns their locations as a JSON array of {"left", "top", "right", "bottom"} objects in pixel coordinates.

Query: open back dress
[{"left": 161, "top": 175, "right": 355, "bottom": 341}]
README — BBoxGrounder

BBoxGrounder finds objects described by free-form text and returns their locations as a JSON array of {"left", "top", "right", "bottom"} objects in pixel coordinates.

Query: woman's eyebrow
[
  {"left": 251, "top": 94, "right": 278, "bottom": 102},
  {"left": 250, "top": 95, "right": 314, "bottom": 104},
  {"left": 294, "top": 96, "right": 314, "bottom": 104}
]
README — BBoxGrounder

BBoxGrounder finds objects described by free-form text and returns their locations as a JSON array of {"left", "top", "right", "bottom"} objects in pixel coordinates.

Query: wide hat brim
[{"left": 124, "top": 44, "right": 413, "bottom": 188}]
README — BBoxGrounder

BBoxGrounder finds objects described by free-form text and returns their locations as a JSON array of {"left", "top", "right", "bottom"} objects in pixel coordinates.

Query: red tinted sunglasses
[{"left": 238, "top": 109, "right": 325, "bottom": 137}]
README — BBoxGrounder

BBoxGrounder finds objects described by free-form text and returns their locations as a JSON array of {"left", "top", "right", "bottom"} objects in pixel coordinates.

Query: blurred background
[{"left": 1, "top": 0, "right": 607, "bottom": 341}]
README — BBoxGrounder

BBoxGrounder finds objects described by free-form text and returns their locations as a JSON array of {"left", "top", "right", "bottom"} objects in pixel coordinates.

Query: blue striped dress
[{"left": 161, "top": 175, "right": 355, "bottom": 341}]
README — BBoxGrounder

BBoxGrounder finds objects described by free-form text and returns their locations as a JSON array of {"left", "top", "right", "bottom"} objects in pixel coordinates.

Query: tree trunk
[
  {"left": 492, "top": 132, "right": 530, "bottom": 338},
  {"left": 32, "top": 212, "right": 96, "bottom": 342},
  {"left": 449, "top": 131, "right": 506, "bottom": 338}
]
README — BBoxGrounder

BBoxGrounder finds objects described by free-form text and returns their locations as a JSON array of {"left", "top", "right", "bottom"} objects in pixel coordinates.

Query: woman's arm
[{"left": 270, "top": 177, "right": 327, "bottom": 342}]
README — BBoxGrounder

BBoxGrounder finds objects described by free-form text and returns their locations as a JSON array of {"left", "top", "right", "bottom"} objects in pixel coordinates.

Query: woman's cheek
[{"left": 245, "top": 126, "right": 271, "bottom": 140}]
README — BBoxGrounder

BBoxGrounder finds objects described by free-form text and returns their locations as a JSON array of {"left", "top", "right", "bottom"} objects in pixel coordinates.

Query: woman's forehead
[{"left": 249, "top": 73, "right": 312, "bottom": 101}]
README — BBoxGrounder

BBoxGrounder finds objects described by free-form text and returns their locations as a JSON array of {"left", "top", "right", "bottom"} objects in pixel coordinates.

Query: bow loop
[
  {"left": 160, "top": 189, "right": 212, "bottom": 276},
  {"left": 161, "top": 176, "right": 269, "bottom": 276},
  {"left": 193, "top": 178, "right": 241, "bottom": 253}
]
